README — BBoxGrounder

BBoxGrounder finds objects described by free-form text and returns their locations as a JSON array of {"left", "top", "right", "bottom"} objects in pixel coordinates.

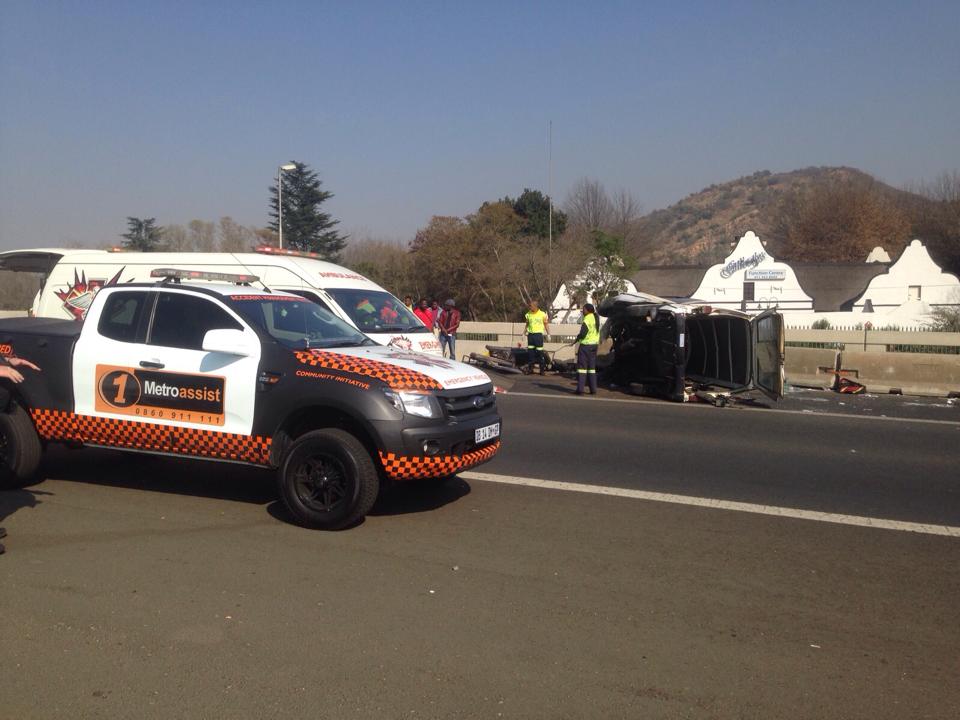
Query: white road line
[
  {"left": 498, "top": 391, "right": 960, "bottom": 427},
  {"left": 459, "top": 471, "right": 960, "bottom": 538}
]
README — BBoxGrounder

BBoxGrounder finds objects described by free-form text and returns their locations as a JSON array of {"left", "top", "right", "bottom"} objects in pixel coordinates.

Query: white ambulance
[{"left": 0, "top": 247, "right": 442, "bottom": 356}]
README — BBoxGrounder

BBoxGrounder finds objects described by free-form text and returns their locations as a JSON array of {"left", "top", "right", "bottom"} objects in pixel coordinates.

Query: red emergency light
[
  {"left": 255, "top": 246, "right": 325, "bottom": 261},
  {"left": 150, "top": 268, "right": 259, "bottom": 285}
]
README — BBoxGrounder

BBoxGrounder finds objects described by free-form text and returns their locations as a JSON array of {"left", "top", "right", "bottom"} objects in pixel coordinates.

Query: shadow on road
[
  {"left": 0, "top": 486, "right": 52, "bottom": 525},
  {"left": 32, "top": 446, "right": 472, "bottom": 525},
  {"left": 37, "top": 446, "right": 276, "bottom": 505},
  {"left": 369, "top": 476, "right": 471, "bottom": 517},
  {"left": 263, "top": 477, "right": 471, "bottom": 529}
]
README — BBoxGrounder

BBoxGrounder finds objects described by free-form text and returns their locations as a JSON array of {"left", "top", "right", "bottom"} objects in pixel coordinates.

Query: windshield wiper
[
  {"left": 377, "top": 325, "right": 408, "bottom": 332},
  {"left": 318, "top": 339, "right": 370, "bottom": 348}
]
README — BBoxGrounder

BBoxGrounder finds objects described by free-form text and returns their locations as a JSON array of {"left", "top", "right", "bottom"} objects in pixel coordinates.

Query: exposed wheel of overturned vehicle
[
  {"left": 278, "top": 428, "right": 379, "bottom": 530},
  {"left": 0, "top": 403, "right": 42, "bottom": 488}
]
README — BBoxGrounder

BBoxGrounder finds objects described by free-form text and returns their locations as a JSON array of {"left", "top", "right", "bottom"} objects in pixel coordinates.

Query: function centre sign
[{"left": 692, "top": 232, "right": 813, "bottom": 313}]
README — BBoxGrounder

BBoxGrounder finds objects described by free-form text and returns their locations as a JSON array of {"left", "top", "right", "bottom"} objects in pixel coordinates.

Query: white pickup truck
[{"left": 0, "top": 270, "right": 501, "bottom": 529}]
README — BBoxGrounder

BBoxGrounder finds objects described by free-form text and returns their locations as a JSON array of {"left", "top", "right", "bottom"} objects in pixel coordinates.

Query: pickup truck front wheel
[
  {"left": 0, "top": 404, "right": 42, "bottom": 488},
  {"left": 278, "top": 429, "right": 379, "bottom": 530}
]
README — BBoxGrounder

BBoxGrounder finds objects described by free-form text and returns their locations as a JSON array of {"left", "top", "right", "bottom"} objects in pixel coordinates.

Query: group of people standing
[
  {"left": 522, "top": 300, "right": 599, "bottom": 395},
  {"left": 405, "top": 296, "right": 461, "bottom": 359},
  {"left": 401, "top": 294, "right": 600, "bottom": 394}
]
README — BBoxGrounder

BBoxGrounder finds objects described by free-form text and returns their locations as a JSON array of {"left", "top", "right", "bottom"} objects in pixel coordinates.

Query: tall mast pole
[{"left": 548, "top": 120, "right": 553, "bottom": 312}]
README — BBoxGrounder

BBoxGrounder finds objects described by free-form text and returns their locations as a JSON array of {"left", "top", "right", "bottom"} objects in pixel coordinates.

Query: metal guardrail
[
  {"left": 785, "top": 328, "right": 960, "bottom": 354},
  {"left": 461, "top": 322, "right": 960, "bottom": 355}
]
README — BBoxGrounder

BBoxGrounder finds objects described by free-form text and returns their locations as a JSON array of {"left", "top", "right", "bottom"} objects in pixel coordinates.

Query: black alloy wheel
[
  {"left": 292, "top": 454, "right": 349, "bottom": 514},
  {"left": 278, "top": 428, "right": 379, "bottom": 530},
  {"left": 0, "top": 404, "right": 42, "bottom": 488}
]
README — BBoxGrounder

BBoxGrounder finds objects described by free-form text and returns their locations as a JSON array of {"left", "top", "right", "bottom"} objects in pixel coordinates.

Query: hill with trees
[{"left": 626, "top": 167, "right": 960, "bottom": 273}]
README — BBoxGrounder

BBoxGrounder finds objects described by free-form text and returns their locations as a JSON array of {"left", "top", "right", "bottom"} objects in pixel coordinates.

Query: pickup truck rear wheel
[
  {"left": 278, "top": 428, "right": 379, "bottom": 530},
  {"left": 0, "top": 404, "right": 42, "bottom": 488}
]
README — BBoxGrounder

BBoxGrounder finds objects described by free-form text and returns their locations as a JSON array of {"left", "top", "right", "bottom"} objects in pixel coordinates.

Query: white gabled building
[
  {"left": 552, "top": 231, "right": 959, "bottom": 329},
  {"left": 853, "top": 239, "right": 960, "bottom": 311},
  {"left": 689, "top": 231, "right": 814, "bottom": 313}
]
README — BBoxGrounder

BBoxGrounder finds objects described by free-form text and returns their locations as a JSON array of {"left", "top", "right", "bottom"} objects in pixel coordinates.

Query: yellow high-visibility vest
[
  {"left": 581, "top": 313, "right": 600, "bottom": 345},
  {"left": 525, "top": 309, "right": 548, "bottom": 334}
]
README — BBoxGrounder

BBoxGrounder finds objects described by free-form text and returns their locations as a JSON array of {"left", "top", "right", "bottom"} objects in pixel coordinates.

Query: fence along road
[{"left": 456, "top": 321, "right": 960, "bottom": 396}]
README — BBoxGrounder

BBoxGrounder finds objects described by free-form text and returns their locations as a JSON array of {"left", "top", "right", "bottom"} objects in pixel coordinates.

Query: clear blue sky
[{"left": 1, "top": 0, "right": 958, "bottom": 250}]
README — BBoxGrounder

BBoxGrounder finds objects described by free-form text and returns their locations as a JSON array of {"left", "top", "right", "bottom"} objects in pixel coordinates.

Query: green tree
[
  {"left": 121, "top": 217, "right": 163, "bottom": 251},
  {"left": 410, "top": 203, "right": 587, "bottom": 321},
  {"left": 503, "top": 188, "right": 567, "bottom": 239},
  {"left": 268, "top": 162, "right": 345, "bottom": 259}
]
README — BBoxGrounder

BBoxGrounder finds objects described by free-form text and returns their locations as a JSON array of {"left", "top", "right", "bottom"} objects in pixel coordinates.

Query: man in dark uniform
[{"left": 575, "top": 303, "right": 601, "bottom": 395}]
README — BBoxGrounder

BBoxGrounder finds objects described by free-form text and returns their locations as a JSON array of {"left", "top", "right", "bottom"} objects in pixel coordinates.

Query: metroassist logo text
[{"left": 95, "top": 365, "right": 226, "bottom": 425}]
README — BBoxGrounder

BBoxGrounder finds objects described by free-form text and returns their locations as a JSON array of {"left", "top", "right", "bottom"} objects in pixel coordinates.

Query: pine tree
[
  {"left": 504, "top": 188, "right": 568, "bottom": 239},
  {"left": 268, "top": 162, "right": 345, "bottom": 259},
  {"left": 121, "top": 217, "right": 163, "bottom": 251}
]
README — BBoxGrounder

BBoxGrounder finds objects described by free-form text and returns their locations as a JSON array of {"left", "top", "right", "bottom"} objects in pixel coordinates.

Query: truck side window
[
  {"left": 98, "top": 291, "right": 148, "bottom": 343},
  {"left": 149, "top": 292, "right": 242, "bottom": 351}
]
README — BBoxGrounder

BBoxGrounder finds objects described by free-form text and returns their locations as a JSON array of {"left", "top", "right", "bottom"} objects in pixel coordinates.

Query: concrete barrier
[
  {"left": 839, "top": 351, "right": 960, "bottom": 397},
  {"left": 452, "top": 322, "right": 960, "bottom": 396},
  {"left": 0, "top": 311, "right": 27, "bottom": 318},
  {"left": 784, "top": 347, "right": 840, "bottom": 389}
]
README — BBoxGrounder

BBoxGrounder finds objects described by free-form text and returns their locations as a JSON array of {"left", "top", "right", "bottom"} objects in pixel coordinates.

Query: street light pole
[{"left": 277, "top": 162, "right": 297, "bottom": 249}]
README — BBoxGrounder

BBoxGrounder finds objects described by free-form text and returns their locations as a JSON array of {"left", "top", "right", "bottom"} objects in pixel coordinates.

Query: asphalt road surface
[{"left": 2, "top": 380, "right": 958, "bottom": 719}]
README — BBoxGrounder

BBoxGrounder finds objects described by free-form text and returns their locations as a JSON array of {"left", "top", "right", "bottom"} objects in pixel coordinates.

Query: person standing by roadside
[
  {"left": 413, "top": 298, "right": 434, "bottom": 328},
  {"left": 575, "top": 303, "right": 600, "bottom": 395},
  {"left": 524, "top": 300, "right": 550, "bottom": 375},
  {"left": 437, "top": 299, "right": 461, "bottom": 359},
  {"left": 403, "top": 295, "right": 414, "bottom": 312},
  {"left": 0, "top": 353, "right": 41, "bottom": 554},
  {"left": 430, "top": 300, "right": 441, "bottom": 336}
]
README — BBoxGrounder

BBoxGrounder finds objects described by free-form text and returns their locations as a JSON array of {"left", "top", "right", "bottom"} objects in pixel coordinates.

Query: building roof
[
  {"left": 629, "top": 262, "right": 892, "bottom": 311},
  {"left": 627, "top": 266, "right": 707, "bottom": 299},
  {"left": 790, "top": 263, "right": 890, "bottom": 311}
]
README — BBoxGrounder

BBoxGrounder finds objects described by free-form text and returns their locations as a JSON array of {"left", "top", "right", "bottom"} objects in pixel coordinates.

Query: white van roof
[{"left": 0, "top": 247, "right": 382, "bottom": 291}]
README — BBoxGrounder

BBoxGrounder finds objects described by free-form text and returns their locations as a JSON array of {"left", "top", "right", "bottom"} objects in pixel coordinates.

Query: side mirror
[{"left": 202, "top": 329, "right": 257, "bottom": 357}]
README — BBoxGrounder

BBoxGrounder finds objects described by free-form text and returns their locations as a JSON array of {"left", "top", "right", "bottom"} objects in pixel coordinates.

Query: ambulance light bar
[
  {"left": 150, "top": 268, "right": 259, "bottom": 285},
  {"left": 255, "top": 246, "right": 325, "bottom": 260}
]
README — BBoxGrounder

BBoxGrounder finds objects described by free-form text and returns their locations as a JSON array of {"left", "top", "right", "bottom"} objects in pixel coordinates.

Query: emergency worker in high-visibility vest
[
  {"left": 524, "top": 300, "right": 550, "bottom": 375},
  {"left": 575, "top": 303, "right": 600, "bottom": 395}
]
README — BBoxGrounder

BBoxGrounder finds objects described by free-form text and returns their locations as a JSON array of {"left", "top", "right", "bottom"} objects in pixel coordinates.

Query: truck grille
[{"left": 439, "top": 386, "right": 496, "bottom": 422}]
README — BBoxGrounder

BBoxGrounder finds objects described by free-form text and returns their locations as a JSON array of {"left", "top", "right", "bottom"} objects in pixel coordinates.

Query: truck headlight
[{"left": 382, "top": 389, "right": 442, "bottom": 419}]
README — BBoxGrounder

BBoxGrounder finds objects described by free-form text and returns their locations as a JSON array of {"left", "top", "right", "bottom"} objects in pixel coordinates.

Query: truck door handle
[{"left": 139, "top": 360, "right": 165, "bottom": 369}]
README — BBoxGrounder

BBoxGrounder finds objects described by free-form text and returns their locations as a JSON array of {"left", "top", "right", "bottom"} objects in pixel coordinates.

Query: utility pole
[{"left": 548, "top": 120, "right": 553, "bottom": 315}]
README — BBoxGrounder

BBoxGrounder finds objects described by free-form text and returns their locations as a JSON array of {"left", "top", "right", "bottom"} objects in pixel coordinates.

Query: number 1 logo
[{"left": 98, "top": 369, "right": 141, "bottom": 408}]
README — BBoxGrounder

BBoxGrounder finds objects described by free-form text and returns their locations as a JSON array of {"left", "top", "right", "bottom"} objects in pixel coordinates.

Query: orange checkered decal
[
  {"left": 30, "top": 409, "right": 272, "bottom": 465},
  {"left": 379, "top": 440, "right": 500, "bottom": 480},
  {"left": 294, "top": 350, "right": 442, "bottom": 391}
]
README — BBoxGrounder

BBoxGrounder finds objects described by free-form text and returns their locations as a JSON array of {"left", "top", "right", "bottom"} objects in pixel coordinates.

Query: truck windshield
[
  {"left": 324, "top": 288, "right": 427, "bottom": 333},
  {"left": 230, "top": 296, "right": 375, "bottom": 350}
]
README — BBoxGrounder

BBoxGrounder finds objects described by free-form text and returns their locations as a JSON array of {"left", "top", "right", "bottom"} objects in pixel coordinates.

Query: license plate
[{"left": 475, "top": 423, "right": 500, "bottom": 444}]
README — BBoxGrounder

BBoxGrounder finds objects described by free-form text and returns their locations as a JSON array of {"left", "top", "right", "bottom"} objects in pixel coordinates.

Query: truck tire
[
  {"left": 0, "top": 403, "right": 42, "bottom": 488},
  {"left": 278, "top": 428, "right": 379, "bottom": 530}
]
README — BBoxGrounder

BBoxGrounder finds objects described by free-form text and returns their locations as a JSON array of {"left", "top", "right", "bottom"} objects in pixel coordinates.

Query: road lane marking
[
  {"left": 498, "top": 391, "right": 960, "bottom": 427},
  {"left": 459, "top": 471, "right": 960, "bottom": 537}
]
